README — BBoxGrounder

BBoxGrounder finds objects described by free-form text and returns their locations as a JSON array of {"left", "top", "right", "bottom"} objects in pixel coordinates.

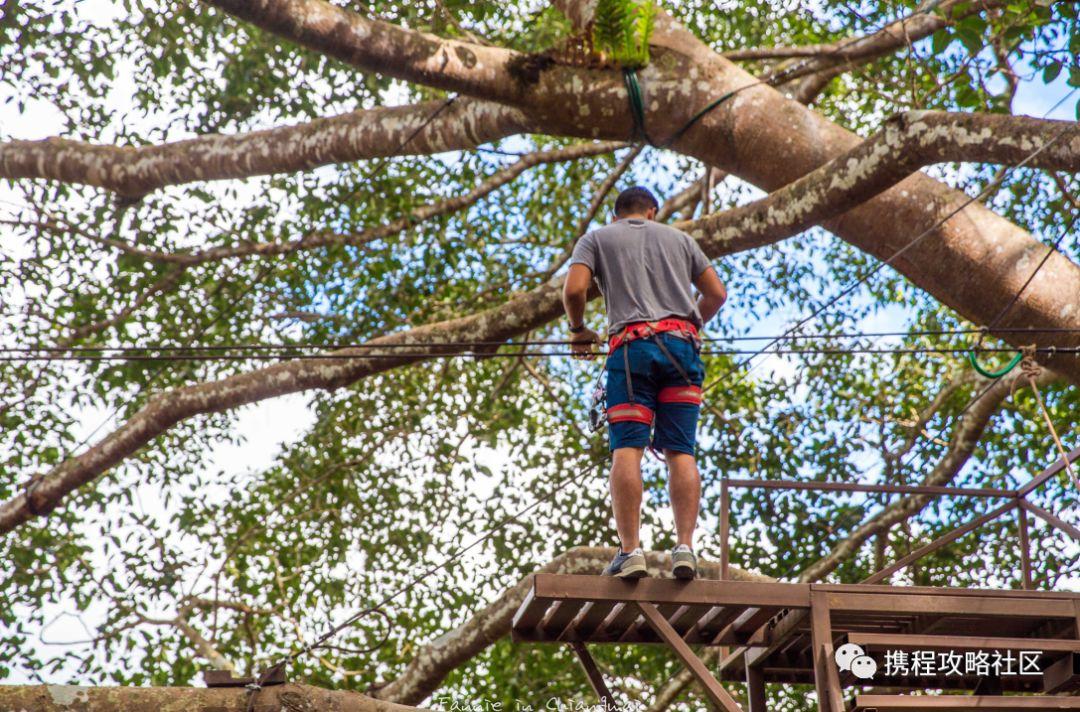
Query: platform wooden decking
[{"left": 511, "top": 574, "right": 1080, "bottom": 712}]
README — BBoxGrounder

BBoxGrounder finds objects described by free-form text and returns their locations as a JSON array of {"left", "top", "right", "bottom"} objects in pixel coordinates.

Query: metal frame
[{"left": 718, "top": 445, "right": 1080, "bottom": 589}]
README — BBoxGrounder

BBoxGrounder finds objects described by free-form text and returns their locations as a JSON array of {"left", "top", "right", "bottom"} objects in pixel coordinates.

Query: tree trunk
[{"left": 0, "top": 684, "right": 426, "bottom": 712}]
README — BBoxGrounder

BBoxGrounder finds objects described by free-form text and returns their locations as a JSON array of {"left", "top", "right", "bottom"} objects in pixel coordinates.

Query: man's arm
[
  {"left": 563, "top": 263, "right": 601, "bottom": 359},
  {"left": 695, "top": 266, "right": 727, "bottom": 325}
]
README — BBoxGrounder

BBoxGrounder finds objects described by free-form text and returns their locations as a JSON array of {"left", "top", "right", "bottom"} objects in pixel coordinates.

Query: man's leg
[
  {"left": 610, "top": 446, "right": 646, "bottom": 551},
  {"left": 665, "top": 451, "right": 701, "bottom": 548}
]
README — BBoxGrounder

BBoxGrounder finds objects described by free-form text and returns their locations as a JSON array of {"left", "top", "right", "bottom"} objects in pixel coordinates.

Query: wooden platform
[{"left": 512, "top": 574, "right": 1080, "bottom": 712}]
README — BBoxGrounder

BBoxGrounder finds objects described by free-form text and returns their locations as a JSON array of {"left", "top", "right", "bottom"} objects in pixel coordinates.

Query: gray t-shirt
[{"left": 569, "top": 218, "right": 713, "bottom": 335}]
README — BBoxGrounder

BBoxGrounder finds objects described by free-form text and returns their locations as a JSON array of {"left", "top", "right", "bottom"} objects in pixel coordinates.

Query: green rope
[
  {"left": 622, "top": 69, "right": 654, "bottom": 145},
  {"left": 623, "top": 68, "right": 741, "bottom": 148},
  {"left": 968, "top": 349, "right": 1023, "bottom": 379}
]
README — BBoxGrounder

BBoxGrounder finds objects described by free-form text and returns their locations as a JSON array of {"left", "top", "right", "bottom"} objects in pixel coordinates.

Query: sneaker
[
  {"left": 602, "top": 547, "right": 648, "bottom": 578},
  {"left": 671, "top": 545, "right": 697, "bottom": 580}
]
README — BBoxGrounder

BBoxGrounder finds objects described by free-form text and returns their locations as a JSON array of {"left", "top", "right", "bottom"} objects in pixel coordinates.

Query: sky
[{"left": 1, "top": 0, "right": 1078, "bottom": 689}]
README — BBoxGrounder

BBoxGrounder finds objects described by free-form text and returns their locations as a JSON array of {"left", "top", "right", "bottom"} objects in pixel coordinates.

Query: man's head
[{"left": 614, "top": 186, "right": 659, "bottom": 220}]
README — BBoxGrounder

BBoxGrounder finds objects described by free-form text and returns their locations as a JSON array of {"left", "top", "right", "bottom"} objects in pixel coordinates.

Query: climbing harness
[{"left": 601, "top": 318, "right": 704, "bottom": 460}]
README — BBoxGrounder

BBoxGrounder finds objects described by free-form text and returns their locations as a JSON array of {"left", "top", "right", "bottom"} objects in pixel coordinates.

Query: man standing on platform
[{"left": 562, "top": 186, "right": 727, "bottom": 579}]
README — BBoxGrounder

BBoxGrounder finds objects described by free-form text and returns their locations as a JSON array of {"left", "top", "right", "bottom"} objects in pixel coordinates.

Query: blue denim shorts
[{"left": 606, "top": 333, "right": 705, "bottom": 456}]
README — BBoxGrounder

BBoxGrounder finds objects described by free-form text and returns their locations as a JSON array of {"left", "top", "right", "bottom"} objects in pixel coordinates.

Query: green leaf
[
  {"left": 1043, "top": 61, "right": 1063, "bottom": 83},
  {"left": 1068, "top": 66, "right": 1080, "bottom": 88},
  {"left": 931, "top": 29, "right": 952, "bottom": 54}
]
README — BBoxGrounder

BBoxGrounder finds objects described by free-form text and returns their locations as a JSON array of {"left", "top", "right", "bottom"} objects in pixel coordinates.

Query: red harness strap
[
  {"left": 658, "top": 385, "right": 703, "bottom": 405},
  {"left": 607, "top": 403, "right": 654, "bottom": 425},
  {"left": 608, "top": 318, "right": 699, "bottom": 351}
]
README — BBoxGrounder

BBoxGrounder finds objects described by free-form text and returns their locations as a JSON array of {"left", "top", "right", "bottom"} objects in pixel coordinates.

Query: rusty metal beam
[
  {"left": 635, "top": 601, "right": 745, "bottom": 712},
  {"left": 1018, "top": 498, "right": 1080, "bottom": 541},
  {"left": 1016, "top": 445, "right": 1080, "bottom": 497},
  {"left": 723, "top": 478, "right": 1014, "bottom": 498},
  {"left": 861, "top": 500, "right": 1017, "bottom": 585}
]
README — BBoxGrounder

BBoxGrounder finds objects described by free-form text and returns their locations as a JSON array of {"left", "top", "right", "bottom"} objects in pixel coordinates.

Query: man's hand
[{"left": 570, "top": 327, "right": 601, "bottom": 360}]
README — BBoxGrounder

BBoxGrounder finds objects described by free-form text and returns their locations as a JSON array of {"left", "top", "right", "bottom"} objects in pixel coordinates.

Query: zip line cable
[
  {"left": 0, "top": 346, "right": 1077, "bottom": 363},
  {"left": 4, "top": 327, "right": 1079, "bottom": 358}
]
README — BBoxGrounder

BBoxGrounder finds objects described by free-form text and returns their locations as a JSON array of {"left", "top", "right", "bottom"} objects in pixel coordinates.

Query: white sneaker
[{"left": 671, "top": 544, "right": 697, "bottom": 580}]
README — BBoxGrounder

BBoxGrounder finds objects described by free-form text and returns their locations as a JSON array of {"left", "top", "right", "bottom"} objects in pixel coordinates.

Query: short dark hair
[{"left": 614, "top": 186, "right": 659, "bottom": 217}]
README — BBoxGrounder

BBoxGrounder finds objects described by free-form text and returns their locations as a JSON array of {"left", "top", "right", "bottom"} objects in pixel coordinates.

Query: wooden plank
[
  {"left": 540, "top": 600, "right": 586, "bottom": 639},
  {"left": 512, "top": 586, "right": 550, "bottom": 634},
  {"left": 851, "top": 695, "right": 1080, "bottom": 711},
  {"left": 848, "top": 632, "right": 1080, "bottom": 654},
  {"left": 744, "top": 663, "right": 767, "bottom": 712},
  {"left": 1043, "top": 652, "right": 1080, "bottom": 694},
  {"left": 1016, "top": 444, "right": 1080, "bottom": 497},
  {"left": 670, "top": 603, "right": 717, "bottom": 634},
  {"left": 563, "top": 600, "right": 617, "bottom": 641},
  {"left": 733, "top": 606, "right": 780, "bottom": 635},
  {"left": 686, "top": 606, "right": 745, "bottom": 645},
  {"left": 720, "top": 480, "right": 730, "bottom": 580},
  {"left": 712, "top": 608, "right": 778, "bottom": 646},
  {"left": 533, "top": 573, "right": 811, "bottom": 609},
  {"left": 570, "top": 642, "right": 616, "bottom": 708},
  {"left": 824, "top": 591, "right": 1078, "bottom": 619},
  {"left": 620, "top": 602, "right": 680, "bottom": 643},
  {"left": 811, "top": 583, "right": 1080, "bottom": 600},
  {"left": 596, "top": 602, "right": 642, "bottom": 642},
  {"left": 810, "top": 591, "right": 844, "bottom": 712},
  {"left": 1017, "top": 506, "right": 1033, "bottom": 590},
  {"left": 635, "top": 601, "right": 746, "bottom": 712}
]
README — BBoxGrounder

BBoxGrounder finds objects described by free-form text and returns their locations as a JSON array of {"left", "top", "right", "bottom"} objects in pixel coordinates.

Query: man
[{"left": 562, "top": 186, "right": 726, "bottom": 579}]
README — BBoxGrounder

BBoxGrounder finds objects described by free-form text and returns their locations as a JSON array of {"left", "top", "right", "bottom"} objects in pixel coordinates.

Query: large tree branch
[
  {"left": 680, "top": 111, "right": 1080, "bottom": 257},
  {"left": 201, "top": 0, "right": 519, "bottom": 101},
  {"left": 764, "top": 0, "right": 1007, "bottom": 87},
  {"left": 17, "top": 141, "right": 624, "bottom": 264},
  {"left": 0, "top": 684, "right": 427, "bottom": 711},
  {"left": 0, "top": 99, "right": 533, "bottom": 197},
  {"left": 372, "top": 546, "right": 770, "bottom": 705},
  {"left": 642, "top": 9, "right": 1080, "bottom": 384}
]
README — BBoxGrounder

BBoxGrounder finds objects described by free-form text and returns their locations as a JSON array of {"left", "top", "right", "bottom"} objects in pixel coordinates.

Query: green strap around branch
[
  {"left": 623, "top": 68, "right": 744, "bottom": 148},
  {"left": 968, "top": 349, "right": 1023, "bottom": 379}
]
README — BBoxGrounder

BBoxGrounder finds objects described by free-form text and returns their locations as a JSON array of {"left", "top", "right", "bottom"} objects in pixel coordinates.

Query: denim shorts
[{"left": 606, "top": 333, "right": 705, "bottom": 456}]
